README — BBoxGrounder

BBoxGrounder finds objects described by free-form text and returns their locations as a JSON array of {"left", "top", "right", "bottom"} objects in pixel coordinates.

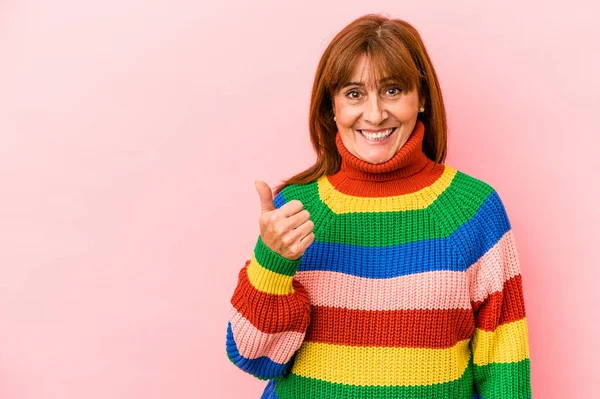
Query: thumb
[{"left": 255, "top": 180, "right": 275, "bottom": 214}]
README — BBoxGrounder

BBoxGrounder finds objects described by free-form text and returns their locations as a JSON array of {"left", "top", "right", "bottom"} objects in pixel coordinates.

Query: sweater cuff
[{"left": 253, "top": 235, "right": 302, "bottom": 277}]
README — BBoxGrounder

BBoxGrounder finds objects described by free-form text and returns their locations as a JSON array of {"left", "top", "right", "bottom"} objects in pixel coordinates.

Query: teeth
[{"left": 359, "top": 128, "right": 394, "bottom": 140}]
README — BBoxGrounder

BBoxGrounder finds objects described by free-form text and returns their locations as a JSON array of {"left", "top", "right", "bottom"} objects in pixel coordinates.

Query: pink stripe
[
  {"left": 229, "top": 307, "right": 305, "bottom": 364},
  {"left": 295, "top": 269, "right": 471, "bottom": 311},
  {"left": 466, "top": 229, "right": 522, "bottom": 303}
]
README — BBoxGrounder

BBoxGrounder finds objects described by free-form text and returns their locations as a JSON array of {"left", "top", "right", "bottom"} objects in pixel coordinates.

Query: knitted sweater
[{"left": 225, "top": 120, "right": 532, "bottom": 399}]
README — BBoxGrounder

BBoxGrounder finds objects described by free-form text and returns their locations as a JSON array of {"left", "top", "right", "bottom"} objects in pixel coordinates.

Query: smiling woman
[
  {"left": 332, "top": 53, "right": 425, "bottom": 165},
  {"left": 225, "top": 12, "right": 532, "bottom": 399}
]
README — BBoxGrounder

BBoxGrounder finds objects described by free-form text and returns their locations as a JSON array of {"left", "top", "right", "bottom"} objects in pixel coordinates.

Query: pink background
[{"left": 1, "top": 0, "right": 598, "bottom": 398}]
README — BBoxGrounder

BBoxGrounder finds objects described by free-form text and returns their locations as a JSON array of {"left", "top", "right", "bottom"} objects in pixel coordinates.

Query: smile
[{"left": 357, "top": 128, "right": 396, "bottom": 141}]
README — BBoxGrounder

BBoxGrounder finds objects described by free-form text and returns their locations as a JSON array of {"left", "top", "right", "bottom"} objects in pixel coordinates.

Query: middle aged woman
[{"left": 226, "top": 13, "right": 532, "bottom": 399}]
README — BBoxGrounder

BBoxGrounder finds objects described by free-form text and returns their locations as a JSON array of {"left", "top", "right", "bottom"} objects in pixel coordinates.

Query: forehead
[
  {"left": 345, "top": 54, "right": 400, "bottom": 89},
  {"left": 329, "top": 46, "right": 420, "bottom": 95},
  {"left": 350, "top": 54, "right": 378, "bottom": 82}
]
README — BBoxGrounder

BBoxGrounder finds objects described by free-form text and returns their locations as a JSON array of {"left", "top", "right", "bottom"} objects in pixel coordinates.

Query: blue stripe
[
  {"left": 452, "top": 190, "right": 511, "bottom": 267},
  {"left": 260, "top": 379, "right": 280, "bottom": 399},
  {"left": 299, "top": 237, "right": 458, "bottom": 277},
  {"left": 296, "top": 191, "right": 510, "bottom": 278},
  {"left": 225, "top": 322, "right": 292, "bottom": 380},
  {"left": 273, "top": 191, "right": 286, "bottom": 209}
]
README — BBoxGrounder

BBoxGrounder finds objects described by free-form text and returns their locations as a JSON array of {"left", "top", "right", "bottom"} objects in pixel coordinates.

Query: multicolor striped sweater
[{"left": 226, "top": 120, "right": 532, "bottom": 399}]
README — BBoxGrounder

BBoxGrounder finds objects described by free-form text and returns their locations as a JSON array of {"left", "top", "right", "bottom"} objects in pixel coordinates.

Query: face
[{"left": 332, "top": 53, "right": 424, "bottom": 164}]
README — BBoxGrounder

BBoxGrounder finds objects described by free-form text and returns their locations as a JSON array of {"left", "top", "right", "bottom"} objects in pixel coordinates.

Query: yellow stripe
[
  {"left": 291, "top": 339, "right": 471, "bottom": 386},
  {"left": 317, "top": 165, "right": 457, "bottom": 214},
  {"left": 471, "top": 318, "right": 530, "bottom": 366},
  {"left": 246, "top": 252, "right": 295, "bottom": 295}
]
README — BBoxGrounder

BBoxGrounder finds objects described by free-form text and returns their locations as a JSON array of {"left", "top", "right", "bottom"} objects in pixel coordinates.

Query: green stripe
[
  {"left": 274, "top": 361, "right": 475, "bottom": 398},
  {"left": 473, "top": 359, "right": 532, "bottom": 399},
  {"left": 281, "top": 171, "right": 494, "bottom": 246},
  {"left": 253, "top": 235, "right": 301, "bottom": 276}
]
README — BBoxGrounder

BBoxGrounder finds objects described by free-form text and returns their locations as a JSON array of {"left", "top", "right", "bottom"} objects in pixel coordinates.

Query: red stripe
[
  {"left": 472, "top": 274, "right": 527, "bottom": 331},
  {"left": 305, "top": 305, "right": 475, "bottom": 348},
  {"left": 327, "top": 160, "right": 445, "bottom": 197},
  {"left": 230, "top": 261, "right": 311, "bottom": 334}
]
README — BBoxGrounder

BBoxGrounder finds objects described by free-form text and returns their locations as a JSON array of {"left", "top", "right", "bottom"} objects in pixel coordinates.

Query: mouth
[{"left": 357, "top": 127, "right": 396, "bottom": 142}]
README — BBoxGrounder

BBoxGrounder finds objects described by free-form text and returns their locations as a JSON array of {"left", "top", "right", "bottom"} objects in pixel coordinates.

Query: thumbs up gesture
[{"left": 255, "top": 181, "right": 315, "bottom": 261}]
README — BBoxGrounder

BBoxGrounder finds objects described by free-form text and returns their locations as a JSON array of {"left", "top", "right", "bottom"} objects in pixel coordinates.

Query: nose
[{"left": 362, "top": 94, "right": 388, "bottom": 125}]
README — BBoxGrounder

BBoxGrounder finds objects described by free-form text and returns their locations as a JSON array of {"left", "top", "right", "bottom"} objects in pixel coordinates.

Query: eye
[
  {"left": 344, "top": 89, "right": 362, "bottom": 100},
  {"left": 386, "top": 87, "right": 402, "bottom": 96}
]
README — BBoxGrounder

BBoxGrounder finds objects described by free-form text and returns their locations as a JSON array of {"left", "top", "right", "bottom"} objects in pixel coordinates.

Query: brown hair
[{"left": 274, "top": 13, "right": 448, "bottom": 195}]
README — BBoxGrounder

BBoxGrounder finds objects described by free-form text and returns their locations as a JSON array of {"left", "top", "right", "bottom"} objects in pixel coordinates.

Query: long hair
[{"left": 273, "top": 13, "right": 448, "bottom": 195}]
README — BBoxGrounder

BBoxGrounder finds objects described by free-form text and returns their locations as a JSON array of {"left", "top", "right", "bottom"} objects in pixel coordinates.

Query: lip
[
  {"left": 356, "top": 127, "right": 396, "bottom": 145},
  {"left": 357, "top": 127, "right": 396, "bottom": 133}
]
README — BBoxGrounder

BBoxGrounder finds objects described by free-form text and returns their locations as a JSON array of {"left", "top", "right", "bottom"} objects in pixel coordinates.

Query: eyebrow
[{"left": 341, "top": 78, "right": 397, "bottom": 89}]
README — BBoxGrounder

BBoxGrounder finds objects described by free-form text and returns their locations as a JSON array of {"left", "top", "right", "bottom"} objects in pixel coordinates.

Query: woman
[{"left": 225, "top": 13, "right": 532, "bottom": 399}]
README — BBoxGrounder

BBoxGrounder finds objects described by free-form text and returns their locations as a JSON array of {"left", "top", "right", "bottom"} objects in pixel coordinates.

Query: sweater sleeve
[
  {"left": 464, "top": 190, "right": 532, "bottom": 399},
  {"left": 225, "top": 190, "right": 312, "bottom": 380}
]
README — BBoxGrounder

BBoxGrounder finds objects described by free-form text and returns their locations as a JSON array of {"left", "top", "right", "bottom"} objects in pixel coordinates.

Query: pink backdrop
[{"left": 1, "top": 1, "right": 598, "bottom": 398}]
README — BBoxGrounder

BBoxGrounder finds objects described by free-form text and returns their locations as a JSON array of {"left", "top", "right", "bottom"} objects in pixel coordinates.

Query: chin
[{"left": 357, "top": 150, "right": 395, "bottom": 164}]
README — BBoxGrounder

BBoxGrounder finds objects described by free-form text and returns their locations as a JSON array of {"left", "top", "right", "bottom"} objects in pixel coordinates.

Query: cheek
[
  {"left": 396, "top": 110, "right": 418, "bottom": 121},
  {"left": 392, "top": 102, "right": 419, "bottom": 121},
  {"left": 336, "top": 107, "right": 361, "bottom": 127}
]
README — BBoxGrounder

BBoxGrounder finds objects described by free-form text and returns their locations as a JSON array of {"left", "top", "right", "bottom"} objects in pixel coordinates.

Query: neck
[{"left": 327, "top": 120, "right": 444, "bottom": 197}]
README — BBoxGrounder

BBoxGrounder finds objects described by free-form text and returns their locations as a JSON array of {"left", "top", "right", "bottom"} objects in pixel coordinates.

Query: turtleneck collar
[{"left": 327, "top": 120, "right": 444, "bottom": 197}]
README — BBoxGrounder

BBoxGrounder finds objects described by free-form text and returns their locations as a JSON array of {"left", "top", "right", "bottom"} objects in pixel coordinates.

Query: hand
[{"left": 255, "top": 181, "right": 315, "bottom": 261}]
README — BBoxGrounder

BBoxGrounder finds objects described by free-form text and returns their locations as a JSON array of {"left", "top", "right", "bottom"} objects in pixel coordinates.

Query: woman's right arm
[{"left": 225, "top": 182, "right": 314, "bottom": 380}]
